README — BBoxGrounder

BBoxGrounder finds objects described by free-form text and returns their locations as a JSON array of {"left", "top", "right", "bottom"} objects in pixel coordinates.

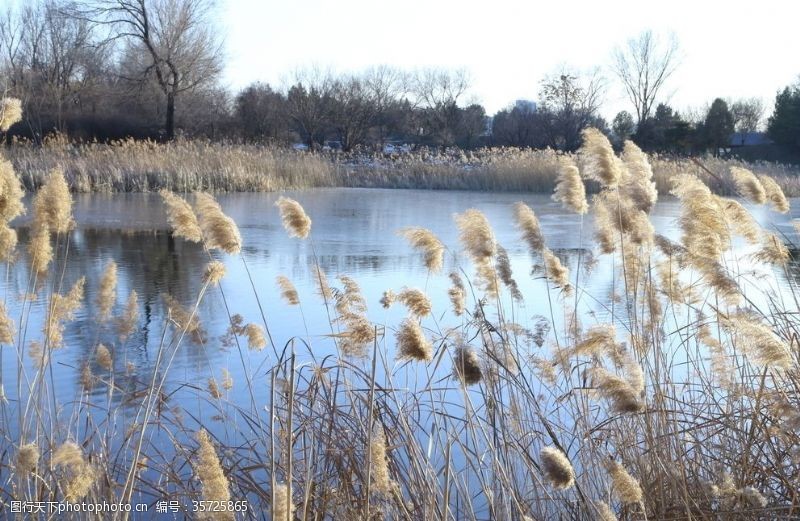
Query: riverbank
[{"left": 5, "top": 138, "right": 800, "bottom": 195}]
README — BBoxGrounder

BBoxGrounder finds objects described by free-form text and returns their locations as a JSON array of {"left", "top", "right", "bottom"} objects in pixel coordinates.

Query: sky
[{"left": 220, "top": 0, "right": 800, "bottom": 121}]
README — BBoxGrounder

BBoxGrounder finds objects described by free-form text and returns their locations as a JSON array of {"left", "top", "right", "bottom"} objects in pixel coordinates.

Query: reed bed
[
  {"left": 0, "top": 127, "right": 799, "bottom": 521},
  {"left": 4, "top": 135, "right": 800, "bottom": 195}
]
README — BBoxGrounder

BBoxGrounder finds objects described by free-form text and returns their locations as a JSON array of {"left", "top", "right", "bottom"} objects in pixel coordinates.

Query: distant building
[
  {"left": 729, "top": 132, "right": 773, "bottom": 147},
  {"left": 514, "top": 99, "right": 537, "bottom": 113}
]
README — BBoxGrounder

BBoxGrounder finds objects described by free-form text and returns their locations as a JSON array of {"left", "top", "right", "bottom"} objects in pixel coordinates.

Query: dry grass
[
  {"left": 1, "top": 129, "right": 799, "bottom": 521},
  {"left": 5, "top": 135, "right": 800, "bottom": 196}
]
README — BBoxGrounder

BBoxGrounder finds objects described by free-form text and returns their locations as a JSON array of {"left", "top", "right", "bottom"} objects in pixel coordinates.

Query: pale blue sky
[{"left": 221, "top": 0, "right": 800, "bottom": 120}]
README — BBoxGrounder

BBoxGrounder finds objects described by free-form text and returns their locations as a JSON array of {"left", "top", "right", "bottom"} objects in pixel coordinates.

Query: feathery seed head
[
  {"left": 540, "top": 446, "right": 575, "bottom": 490},
  {"left": 276, "top": 196, "right": 311, "bottom": 239}
]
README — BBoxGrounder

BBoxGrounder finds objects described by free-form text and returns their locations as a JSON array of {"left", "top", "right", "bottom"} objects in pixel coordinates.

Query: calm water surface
[{"left": 1, "top": 188, "right": 798, "bottom": 439}]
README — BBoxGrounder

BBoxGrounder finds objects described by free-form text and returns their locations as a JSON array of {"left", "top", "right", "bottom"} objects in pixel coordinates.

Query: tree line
[{"left": 1, "top": 0, "right": 799, "bottom": 160}]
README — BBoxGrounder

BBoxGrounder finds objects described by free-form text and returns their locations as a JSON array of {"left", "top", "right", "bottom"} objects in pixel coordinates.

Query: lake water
[{"left": 1, "top": 188, "right": 798, "bottom": 513}]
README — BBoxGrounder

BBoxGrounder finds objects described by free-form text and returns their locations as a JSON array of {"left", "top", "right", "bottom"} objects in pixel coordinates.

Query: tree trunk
[{"left": 165, "top": 91, "right": 175, "bottom": 141}]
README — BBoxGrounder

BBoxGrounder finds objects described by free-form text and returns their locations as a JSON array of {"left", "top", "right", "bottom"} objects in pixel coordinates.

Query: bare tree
[
  {"left": 285, "top": 67, "right": 334, "bottom": 149},
  {"left": 538, "top": 67, "right": 606, "bottom": 150},
  {"left": 612, "top": 30, "right": 679, "bottom": 124},
  {"left": 410, "top": 68, "right": 471, "bottom": 145},
  {"left": 730, "top": 97, "right": 765, "bottom": 144},
  {"left": 66, "top": 0, "right": 223, "bottom": 140}
]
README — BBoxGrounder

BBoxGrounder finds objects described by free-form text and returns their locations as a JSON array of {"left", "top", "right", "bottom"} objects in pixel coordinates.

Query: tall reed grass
[
  {"left": 0, "top": 126, "right": 798, "bottom": 520},
  {"left": 5, "top": 134, "right": 800, "bottom": 195}
]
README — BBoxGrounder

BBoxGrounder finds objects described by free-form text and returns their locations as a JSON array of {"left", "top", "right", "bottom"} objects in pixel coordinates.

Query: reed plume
[
  {"left": 594, "top": 501, "right": 617, "bottom": 521},
  {"left": 573, "top": 324, "right": 617, "bottom": 357},
  {"left": 496, "top": 245, "right": 522, "bottom": 301},
  {"left": 0, "top": 303, "right": 14, "bottom": 344},
  {"left": 448, "top": 272, "right": 466, "bottom": 316},
  {"left": 52, "top": 441, "right": 96, "bottom": 502},
  {"left": 589, "top": 367, "right": 644, "bottom": 413},
  {"left": 276, "top": 196, "right": 312, "bottom": 239},
  {"left": 453, "top": 344, "right": 482, "bottom": 385},
  {"left": 552, "top": 159, "right": 588, "bottom": 214},
  {"left": 397, "top": 288, "right": 432, "bottom": 317},
  {"left": 540, "top": 446, "right": 575, "bottom": 490},
  {"left": 334, "top": 275, "right": 375, "bottom": 357},
  {"left": 380, "top": 289, "right": 396, "bottom": 309},
  {"left": 396, "top": 318, "right": 432, "bottom": 362},
  {"left": 0, "top": 224, "right": 17, "bottom": 262},
  {"left": 273, "top": 483, "right": 294, "bottom": 521},
  {"left": 45, "top": 277, "right": 85, "bottom": 348},
  {"left": 276, "top": 275, "right": 300, "bottom": 305},
  {"left": 0, "top": 97, "right": 22, "bottom": 131},
  {"left": 313, "top": 265, "right": 333, "bottom": 301},
  {"left": 196, "top": 429, "right": 233, "bottom": 521},
  {"left": 33, "top": 168, "right": 72, "bottom": 234},
  {"left": 160, "top": 190, "right": 203, "bottom": 243},
  {"left": 621, "top": 140, "right": 658, "bottom": 213},
  {"left": 606, "top": 459, "right": 643, "bottom": 504},
  {"left": 0, "top": 157, "right": 25, "bottom": 223},
  {"left": 592, "top": 194, "right": 616, "bottom": 254},
  {"left": 244, "top": 323, "right": 267, "bottom": 351},
  {"left": 580, "top": 128, "right": 622, "bottom": 187},
  {"left": 15, "top": 443, "right": 38, "bottom": 476},
  {"left": 221, "top": 368, "right": 233, "bottom": 391},
  {"left": 163, "top": 294, "right": 206, "bottom": 344},
  {"left": 96, "top": 260, "right": 117, "bottom": 322},
  {"left": 719, "top": 198, "right": 760, "bottom": 244},
  {"left": 202, "top": 261, "right": 226, "bottom": 286},
  {"left": 369, "top": 428, "right": 396, "bottom": 495},
  {"left": 730, "top": 166, "right": 766, "bottom": 204},
  {"left": 195, "top": 193, "right": 242, "bottom": 254},
  {"left": 116, "top": 290, "right": 139, "bottom": 340},
  {"left": 27, "top": 222, "right": 53, "bottom": 275},
  {"left": 513, "top": 202, "right": 544, "bottom": 252},
  {"left": 208, "top": 378, "right": 222, "bottom": 399},
  {"left": 752, "top": 232, "right": 790, "bottom": 265},
  {"left": 758, "top": 174, "right": 789, "bottom": 213},
  {"left": 543, "top": 248, "right": 571, "bottom": 293},
  {"left": 723, "top": 313, "right": 793, "bottom": 369},
  {"left": 95, "top": 344, "right": 112, "bottom": 371},
  {"left": 400, "top": 227, "right": 445, "bottom": 272}
]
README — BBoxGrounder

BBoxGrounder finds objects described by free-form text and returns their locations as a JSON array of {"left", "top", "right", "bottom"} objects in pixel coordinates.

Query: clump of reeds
[
  {"left": 160, "top": 190, "right": 203, "bottom": 243},
  {"left": 195, "top": 193, "right": 242, "bottom": 254},
  {"left": 52, "top": 441, "right": 96, "bottom": 502},
  {"left": 540, "top": 446, "right": 575, "bottom": 490},
  {"left": 276, "top": 275, "right": 299, "bottom": 305},
  {"left": 553, "top": 158, "right": 588, "bottom": 214},
  {"left": 396, "top": 319, "right": 432, "bottom": 362},
  {"left": 276, "top": 196, "right": 311, "bottom": 239},
  {"left": 0, "top": 97, "right": 22, "bottom": 131},
  {"left": 195, "top": 429, "right": 233, "bottom": 521},
  {"left": 400, "top": 227, "right": 445, "bottom": 272},
  {"left": 96, "top": 260, "right": 117, "bottom": 322}
]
